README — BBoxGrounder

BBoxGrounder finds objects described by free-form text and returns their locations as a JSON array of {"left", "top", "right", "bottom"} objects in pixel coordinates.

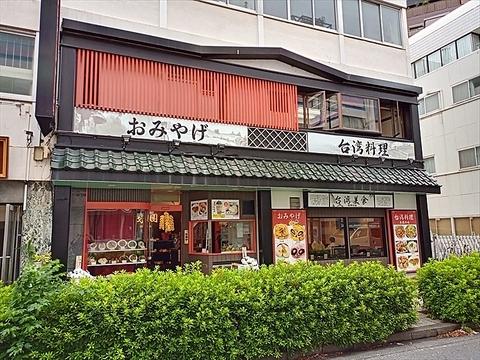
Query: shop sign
[
  {"left": 308, "top": 132, "right": 415, "bottom": 160},
  {"left": 272, "top": 210, "right": 307, "bottom": 264},
  {"left": 190, "top": 200, "right": 208, "bottom": 221},
  {"left": 74, "top": 108, "right": 248, "bottom": 147},
  {"left": 391, "top": 210, "right": 421, "bottom": 273},
  {"left": 308, "top": 193, "right": 393, "bottom": 209},
  {"left": 212, "top": 200, "right": 240, "bottom": 219}
]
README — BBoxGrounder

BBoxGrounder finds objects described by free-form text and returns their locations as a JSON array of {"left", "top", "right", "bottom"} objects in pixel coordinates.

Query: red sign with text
[
  {"left": 391, "top": 210, "right": 421, "bottom": 272},
  {"left": 272, "top": 210, "right": 307, "bottom": 264}
]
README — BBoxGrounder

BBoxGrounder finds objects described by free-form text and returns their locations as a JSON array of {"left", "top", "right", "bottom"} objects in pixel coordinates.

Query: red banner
[
  {"left": 272, "top": 210, "right": 307, "bottom": 264},
  {"left": 391, "top": 210, "right": 421, "bottom": 272}
]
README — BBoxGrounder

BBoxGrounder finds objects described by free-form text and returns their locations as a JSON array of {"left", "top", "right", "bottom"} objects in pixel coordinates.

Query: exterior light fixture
[
  {"left": 168, "top": 139, "right": 181, "bottom": 154},
  {"left": 211, "top": 143, "right": 225, "bottom": 156},
  {"left": 121, "top": 134, "right": 131, "bottom": 150}
]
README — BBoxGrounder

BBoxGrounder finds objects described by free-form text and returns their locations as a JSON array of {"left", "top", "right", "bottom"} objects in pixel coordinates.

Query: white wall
[
  {"left": 60, "top": 0, "right": 413, "bottom": 84},
  {"left": 271, "top": 189, "right": 304, "bottom": 209},
  {"left": 415, "top": 48, "right": 480, "bottom": 220},
  {"left": 0, "top": 0, "right": 48, "bottom": 183}
]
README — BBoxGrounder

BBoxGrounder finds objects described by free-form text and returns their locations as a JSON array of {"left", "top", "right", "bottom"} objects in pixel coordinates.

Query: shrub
[
  {"left": 0, "top": 261, "right": 417, "bottom": 360},
  {"left": 417, "top": 253, "right": 480, "bottom": 326}
]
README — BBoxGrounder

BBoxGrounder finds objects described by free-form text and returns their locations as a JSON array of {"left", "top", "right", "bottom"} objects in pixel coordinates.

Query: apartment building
[{"left": 410, "top": 1, "right": 480, "bottom": 236}]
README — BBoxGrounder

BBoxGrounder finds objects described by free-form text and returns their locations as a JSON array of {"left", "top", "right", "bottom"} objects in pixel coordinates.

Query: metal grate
[
  {"left": 248, "top": 128, "right": 307, "bottom": 152},
  {"left": 87, "top": 188, "right": 151, "bottom": 202}
]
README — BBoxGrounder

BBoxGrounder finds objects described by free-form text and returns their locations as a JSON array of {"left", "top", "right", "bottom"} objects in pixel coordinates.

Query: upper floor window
[
  {"left": 418, "top": 92, "right": 440, "bottom": 116},
  {"left": 298, "top": 92, "right": 407, "bottom": 138},
  {"left": 412, "top": 32, "right": 480, "bottom": 78},
  {"left": 342, "top": 0, "right": 402, "bottom": 45},
  {"left": 0, "top": 137, "right": 8, "bottom": 178},
  {"left": 452, "top": 76, "right": 480, "bottom": 103},
  {"left": 0, "top": 31, "right": 35, "bottom": 96},
  {"left": 216, "top": 0, "right": 256, "bottom": 10},
  {"left": 423, "top": 156, "right": 436, "bottom": 174},
  {"left": 264, "top": 0, "right": 337, "bottom": 30},
  {"left": 458, "top": 146, "right": 480, "bottom": 169}
]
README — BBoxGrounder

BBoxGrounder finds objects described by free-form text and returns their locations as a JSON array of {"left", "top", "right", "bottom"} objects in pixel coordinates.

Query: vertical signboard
[
  {"left": 272, "top": 210, "right": 307, "bottom": 264},
  {"left": 391, "top": 210, "right": 421, "bottom": 272}
]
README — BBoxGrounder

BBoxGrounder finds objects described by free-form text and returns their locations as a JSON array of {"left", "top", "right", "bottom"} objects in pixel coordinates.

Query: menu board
[
  {"left": 212, "top": 200, "right": 240, "bottom": 219},
  {"left": 190, "top": 200, "right": 208, "bottom": 220},
  {"left": 391, "top": 210, "right": 421, "bottom": 273},
  {"left": 272, "top": 210, "right": 307, "bottom": 264}
]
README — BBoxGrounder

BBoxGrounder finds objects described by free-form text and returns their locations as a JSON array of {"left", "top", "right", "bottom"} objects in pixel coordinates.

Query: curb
[{"left": 268, "top": 321, "right": 461, "bottom": 359}]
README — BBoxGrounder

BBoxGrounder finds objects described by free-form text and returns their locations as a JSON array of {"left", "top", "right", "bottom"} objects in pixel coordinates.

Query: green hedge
[
  {"left": 417, "top": 252, "right": 480, "bottom": 326},
  {"left": 0, "top": 261, "right": 417, "bottom": 360}
]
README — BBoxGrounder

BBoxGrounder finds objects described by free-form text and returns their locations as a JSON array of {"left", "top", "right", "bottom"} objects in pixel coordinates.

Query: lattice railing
[
  {"left": 248, "top": 128, "right": 307, "bottom": 152},
  {"left": 431, "top": 234, "right": 480, "bottom": 260}
]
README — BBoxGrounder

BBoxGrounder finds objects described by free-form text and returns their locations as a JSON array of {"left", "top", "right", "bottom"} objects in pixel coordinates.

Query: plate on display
[
  {"left": 129, "top": 254, "right": 138, "bottom": 262},
  {"left": 139, "top": 255, "right": 146, "bottom": 262},
  {"left": 118, "top": 240, "right": 128, "bottom": 249},
  {"left": 89, "top": 243, "right": 97, "bottom": 251},
  {"left": 137, "top": 241, "right": 145, "bottom": 249},
  {"left": 128, "top": 240, "right": 137, "bottom": 249},
  {"left": 98, "top": 242, "right": 106, "bottom": 251},
  {"left": 106, "top": 240, "right": 118, "bottom": 250},
  {"left": 98, "top": 257, "right": 108, "bottom": 265}
]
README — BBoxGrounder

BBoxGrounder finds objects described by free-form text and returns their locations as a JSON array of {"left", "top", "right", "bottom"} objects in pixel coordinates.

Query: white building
[
  {"left": 0, "top": 1, "right": 52, "bottom": 283},
  {"left": 409, "top": 1, "right": 480, "bottom": 236}
]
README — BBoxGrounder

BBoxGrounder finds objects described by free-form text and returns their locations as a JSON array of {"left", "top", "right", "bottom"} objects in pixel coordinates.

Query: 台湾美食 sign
[{"left": 308, "top": 193, "right": 394, "bottom": 208}]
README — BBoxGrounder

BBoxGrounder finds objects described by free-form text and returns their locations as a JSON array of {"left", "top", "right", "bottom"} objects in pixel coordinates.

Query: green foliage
[
  {"left": 417, "top": 253, "right": 480, "bottom": 326},
  {"left": 0, "top": 261, "right": 417, "bottom": 360},
  {"left": 0, "top": 261, "right": 64, "bottom": 359}
]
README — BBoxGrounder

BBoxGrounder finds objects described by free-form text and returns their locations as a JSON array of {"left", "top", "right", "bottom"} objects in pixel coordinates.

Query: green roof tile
[{"left": 51, "top": 148, "right": 440, "bottom": 190}]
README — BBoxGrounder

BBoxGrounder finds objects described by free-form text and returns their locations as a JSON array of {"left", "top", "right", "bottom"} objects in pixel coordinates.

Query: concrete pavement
[{"left": 329, "top": 334, "right": 480, "bottom": 360}]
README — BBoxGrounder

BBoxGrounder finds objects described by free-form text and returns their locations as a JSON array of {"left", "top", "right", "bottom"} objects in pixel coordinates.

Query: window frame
[
  {"left": 0, "top": 136, "right": 8, "bottom": 178},
  {"left": 458, "top": 146, "right": 480, "bottom": 169},
  {"left": 452, "top": 76, "right": 480, "bottom": 104},
  {"left": 418, "top": 92, "right": 440, "bottom": 116},
  {"left": 189, "top": 219, "right": 257, "bottom": 255},
  {"left": 0, "top": 29, "right": 36, "bottom": 99},
  {"left": 423, "top": 156, "right": 436, "bottom": 174},
  {"left": 339, "top": 93, "right": 382, "bottom": 134}
]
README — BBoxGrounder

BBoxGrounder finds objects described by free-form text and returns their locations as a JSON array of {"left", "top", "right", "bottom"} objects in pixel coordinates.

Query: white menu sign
[
  {"left": 74, "top": 108, "right": 248, "bottom": 147},
  {"left": 308, "top": 132, "right": 415, "bottom": 160},
  {"left": 308, "top": 193, "right": 393, "bottom": 209}
]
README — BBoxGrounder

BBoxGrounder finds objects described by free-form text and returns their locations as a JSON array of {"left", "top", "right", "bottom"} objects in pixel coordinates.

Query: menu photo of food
[
  {"left": 272, "top": 210, "right": 307, "bottom": 264},
  {"left": 191, "top": 200, "right": 208, "bottom": 220},
  {"left": 212, "top": 199, "right": 240, "bottom": 219},
  {"left": 391, "top": 211, "right": 421, "bottom": 272}
]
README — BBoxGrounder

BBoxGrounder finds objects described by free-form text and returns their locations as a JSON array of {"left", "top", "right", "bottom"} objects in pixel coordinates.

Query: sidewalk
[{"left": 290, "top": 312, "right": 461, "bottom": 360}]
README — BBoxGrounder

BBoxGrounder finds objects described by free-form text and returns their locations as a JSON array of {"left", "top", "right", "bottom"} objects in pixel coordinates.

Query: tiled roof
[{"left": 51, "top": 148, "right": 439, "bottom": 189}]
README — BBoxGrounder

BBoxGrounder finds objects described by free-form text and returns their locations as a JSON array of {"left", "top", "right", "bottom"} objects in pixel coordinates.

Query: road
[{"left": 329, "top": 335, "right": 480, "bottom": 360}]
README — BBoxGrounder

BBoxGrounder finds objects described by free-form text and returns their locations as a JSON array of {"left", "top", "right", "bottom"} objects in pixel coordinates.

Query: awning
[{"left": 51, "top": 148, "right": 440, "bottom": 194}]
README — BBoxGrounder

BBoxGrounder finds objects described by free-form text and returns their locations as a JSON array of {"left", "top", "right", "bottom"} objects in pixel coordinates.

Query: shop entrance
[{"left": 148, "top": 208, "right": 181, "bottom": 271}]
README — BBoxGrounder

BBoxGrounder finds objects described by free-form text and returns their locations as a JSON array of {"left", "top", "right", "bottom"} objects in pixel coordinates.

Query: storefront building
[{"left": 40, "top": 16, "right": 439, "bottom": 274}]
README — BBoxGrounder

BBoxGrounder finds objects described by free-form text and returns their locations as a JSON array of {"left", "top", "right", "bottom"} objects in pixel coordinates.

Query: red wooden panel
[{"left": 75, "top": 49, "right": 298, "bottom": 131}]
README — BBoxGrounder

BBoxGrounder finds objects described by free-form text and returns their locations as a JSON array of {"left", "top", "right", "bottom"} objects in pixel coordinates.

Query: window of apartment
[
  {"left": 452, "top": 76, "right": 480, "bottom": 103},
  {"left": 427, "top": 50, "right": 441, "bottom": 72},
  {"left": 473, "top": 217, "right": 480, "bottom": 235},
  {"left": 314, "top": 0, "right": 336, "bottom": 29},
  {"left": 436, "top": 218, "right": 452, "bottom": 235},
  {"left": 429, "top": 219, "right": 437, "bottom": 235},
  {"left": 343, "top": 1, "right": 401, "bottom": 45},
  {"left": 0, "top": 31, "right": 35, "bottom": 96},
  {"left": 458, "top": 146, "right": 480, "bottom": 169},
  {"left": 290, "top": 0, "right": 313, "bottom": 25},
  {"left": 413, "top": 57, "right": 428, "bottom": 78},
  {"left": 298, "top": 91, "right": 328, "bottom": 130},
  {"left": 440, "top": 42, "right": 457, "bottom": 66},
  {"left": 423, "top": 156, "right": 436, "bottom": 174},
  {"left": 362, "top": 1, "right": 382, "bottom": 42},
  {"left": 0, "top": 137, "right": 8, "bottom": 178},
  {"left": 264, "top": 0, "right": 337, "bottom": 30},
  {"left": 418, "top": 92, "right": 440, "bottom": 116},
  {"left": 379, "top": 99, "right": 406, "bottom": 138},
  {"left": 263, "top": 0, "right": 288, "bottom": 19},
  {"left": 456, "top": 33, "right": 480, "bottom": 58}
]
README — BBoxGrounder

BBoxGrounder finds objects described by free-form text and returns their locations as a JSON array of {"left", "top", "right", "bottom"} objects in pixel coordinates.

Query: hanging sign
[
  {"left": 211, "top": 200, "right": 240, "bottom": 219},
  {"left": 272, "top": 210, "right": 307, "bottom": 264},
  {"left": 391, "top": 210, "right": 421, "bottom": 273}
]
